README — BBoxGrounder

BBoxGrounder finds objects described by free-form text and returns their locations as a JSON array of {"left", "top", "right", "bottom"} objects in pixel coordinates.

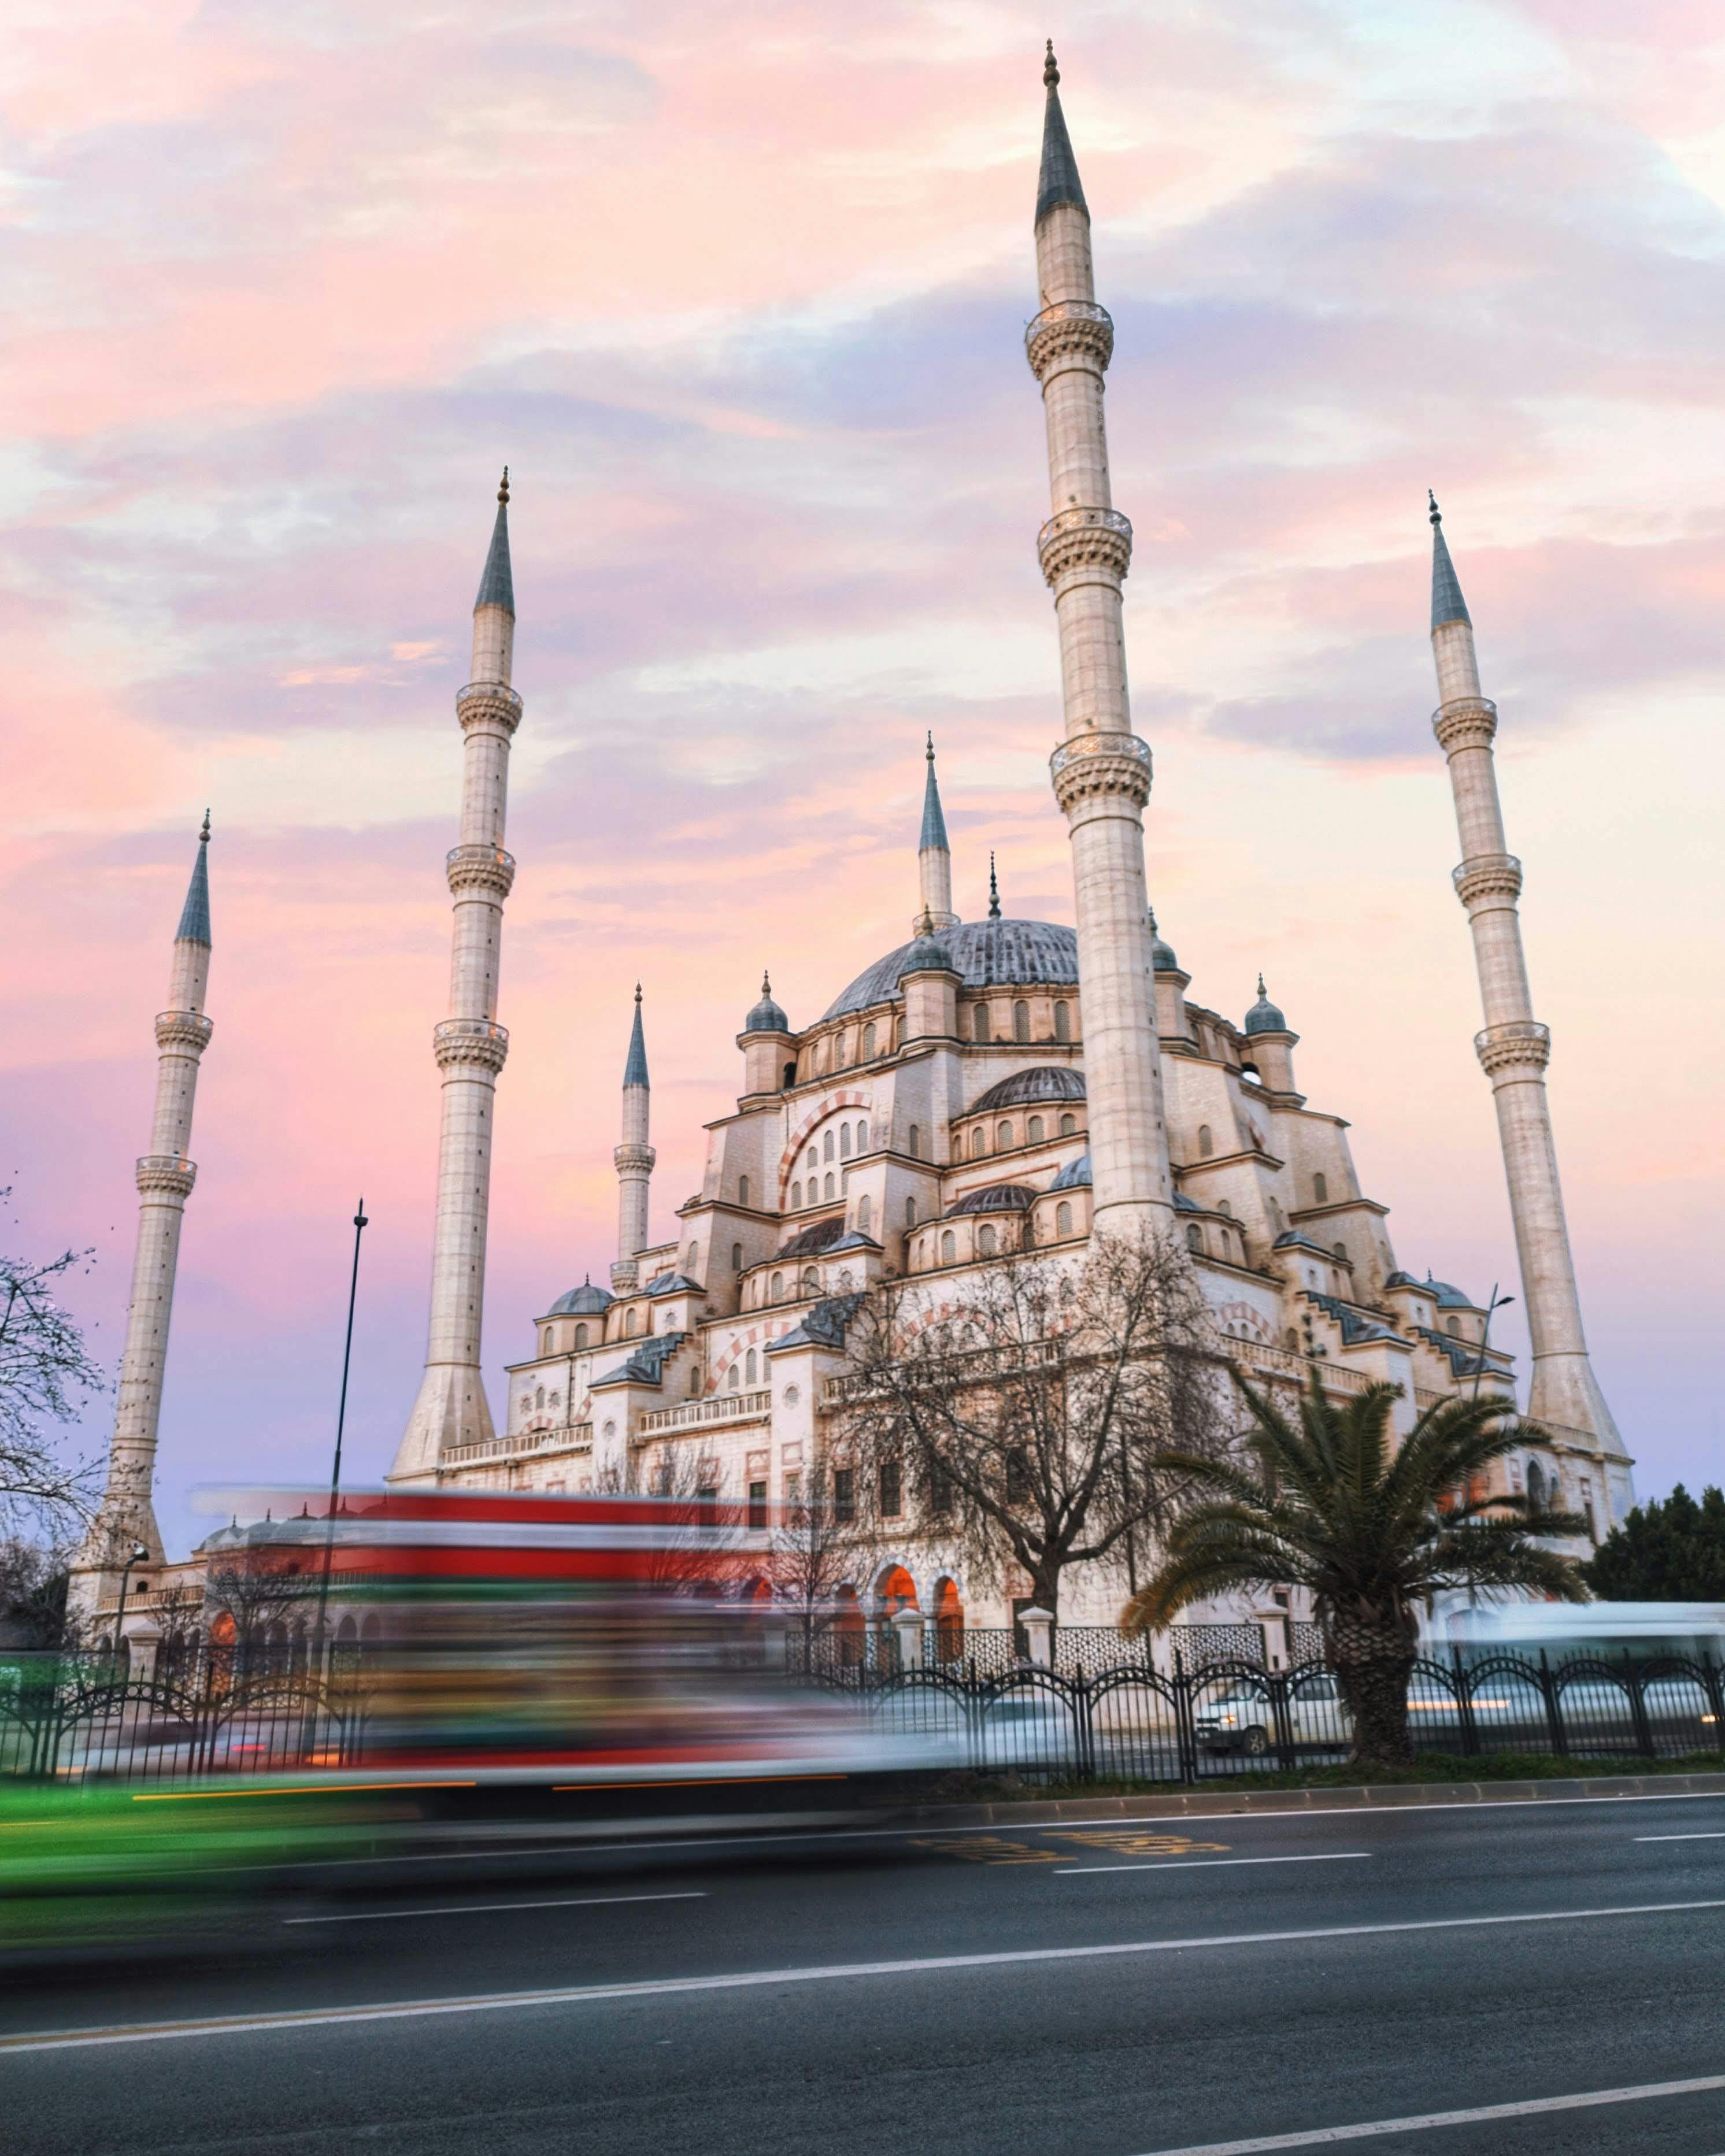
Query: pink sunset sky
[{"left": 5, "top": 0, "right": 1721, "bottom": 1556}]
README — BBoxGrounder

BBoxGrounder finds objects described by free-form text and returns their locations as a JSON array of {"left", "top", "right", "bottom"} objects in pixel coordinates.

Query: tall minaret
[
  {"left": 390, "top": 473, "right": 520, "bottom": 1482},
  {"left": 611, "top": 987, "right": 654, "bottom": 1293},
  {"left": 1426, "top": 494, "right": 1626, "bottom": 1470},
  {"left": 916, "top": 734, "right": 958, "bottom": 933},
  {"left": 1026, "top": 45, "right": 1172, "bottom": 1229},
  {"left": 68, "top": 819, "right": 215, "bottom": 1624}
]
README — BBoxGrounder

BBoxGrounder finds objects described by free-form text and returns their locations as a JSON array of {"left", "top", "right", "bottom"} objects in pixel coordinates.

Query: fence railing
[{"left": 792, "top": 1646, "right": 1725, "bottom": 1784}]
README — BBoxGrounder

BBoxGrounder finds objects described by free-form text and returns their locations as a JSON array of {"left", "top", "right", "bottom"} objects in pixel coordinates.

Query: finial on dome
[
  {"left": 1044, "top": 39, "right": 1059, "bottom": 88},
  {"left": 761, "top": 970, "right": 771, "bottom": 995},
  {"left": 988, "top": 853, "right": 1002, "bottom": 920},
  {"left": 1257, "top": 972, "right": 1265, "bottom": 996}
]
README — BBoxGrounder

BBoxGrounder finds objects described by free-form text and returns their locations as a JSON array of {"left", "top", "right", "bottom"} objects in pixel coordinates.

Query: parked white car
[{"left": 1195, "top": 1677, "right": 1346, "bottom": 1758}]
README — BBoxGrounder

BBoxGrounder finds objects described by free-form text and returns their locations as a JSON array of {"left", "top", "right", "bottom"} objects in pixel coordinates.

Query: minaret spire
[
  {"left": 1027, "top": 48, "right": 1174, "bottom": 1228},
  {"left": 915, "top": 734, "right": 958, "bottom": 933},
  {"left": 1425, "top": 497, "right": 1628, "bottom": 1508},
  {"left": 390, "top": 476, "right": 522, "bottom": 1482},
  {"left": 69, "top": 818, "right": 217, "bottom": 1628},
  {"left": 613, "top": 983, "right": 656, "bottom": 1292}
]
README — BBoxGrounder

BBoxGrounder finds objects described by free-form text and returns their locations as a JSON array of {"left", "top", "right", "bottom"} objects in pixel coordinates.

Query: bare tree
[
  {"left": 771, "top": 1464, "right": 869, "bottom": 1669},
  {"left": 203, "top": 1546, "right": 316, "bottom": 1683},
  {"left": 0, "top": 1203, "right": 105, "bottom": 1534},
  {"left": 832, "top": 1226, "right": 1236, "bottom": 1623},
  {"left": 0, "top": 1533, "right": 73, "bottom": 1650}
]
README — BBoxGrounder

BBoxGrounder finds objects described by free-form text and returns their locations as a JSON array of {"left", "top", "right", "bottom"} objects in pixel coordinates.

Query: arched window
[
  {"left": 824, "top": 1171, "right": 835, "bottom": 1201},
  {"left": 574, "top": 1323, "right": 588, "bottom": 1349},
  {"left": 535, "top": 1386, "right": 545, "bottom": 1410},
  {"left": 1216, "top": 1199, "right": 1232, "bottom": 1216},
  {"left": 841, "top": 1123, "right": 853, "bottom": 1158},
  {"left": 745, "top": 1350, "right": 757, "bottom": 1384},
  {"left": 997, "top": 1120, "right": 1013, "bottom": 1149},
  {"left": 858, "top": 1194, "right": 872, "bottom": 1234},
  {"left": 941, "top": 1230, "right": 956, "bottom": 1264},
  {"left": 908, "top": 1124, "right": 921, "bottom": 1159},
  {"left": 1312, "top": 1172, "right": 1328, "bottom": 1205},
  {"left": 625, "top": 1308, "right": 638, "bottom": 1337},
  {"left": 1185, "top": 1225, "right": 1202, "bottom": 1254},
  {"left": 791, "top": 1180, "right": 802, "bottom": 1209},
  {"left": 1333, "top": 1242, "right": 1349, "bottom": 1264},
  {"left": 1028, "top": 1116, "right": 1044, "bottom": 1143},
  {"left": 905, "top": 1197, "right": 916, "bottom": 1227},
  {"left": 823, "top": 1130, "right": 835, "bottom": 1161},
  {"left": 1056, "top": 1201, "right": 1072, "bottom": 1236},
  {"left": 771, "top": 1271, "right": 784, "bottom": 1301},
  {"left": 1285, "top": 1328, "right": 1300, "bottom": 1351},
  {"left": 783, "top": 1062, "right": 796, "bottom": 1090},
  {"left": 1526, "top": 1459, "right": 1547, "bottom": 1514},
  {"left": 1059, "top": 1113, "right": 1076, "bottom": 1138},
  {"left": 1446, "top": 1316, "right": 1461, "bottom": 1337},
  {"left": 1198, "top": 1124, "right": 1214, "bottom": 1158},
  {"left": 802, "top": 1267, "right": 820, "bottom": 1293},
  {"left": 862, "top": 1021, "right": 876, "bottom": 1058},
  {"left": 972, "top": 1126, "right": 986, "bottom": 1155},
  {"left": 731, "top": 1242, "right": 743, "bottom": 1271},
  {"left": 1053, "top": 1001, "right": 1071, "bottom": 1043},
  {"left": 978, "top": 1224, "right": 997, "bottom": 1255},
  {"left": 727, "top": 1364, "right": 741, "bottom": 1392},
  {"left": 856, "top": 1118, "right": 868, "bottom": 1149},
  {"left": 687, "top": 1241, "right": 699, "bottom": 1275},
  {"left": 972, "top": 1005, "right": 990, "bottom": 1043},
  {"left": 807, "top": 1144, "right": 818, "bottom": 1170},
  {"left": 739, "top": 1175, "right": 750, "bottom": 1208},
  {"left": 1013, "top": 1001, "right": 1030, "bottom": 1043}
]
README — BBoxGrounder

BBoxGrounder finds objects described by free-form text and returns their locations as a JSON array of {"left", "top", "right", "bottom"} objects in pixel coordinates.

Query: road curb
[{"left": 894, "top": 1770, "right": 1725, "bottom": 1828}]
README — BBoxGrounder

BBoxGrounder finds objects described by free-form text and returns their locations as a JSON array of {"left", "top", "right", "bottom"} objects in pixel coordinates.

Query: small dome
[
  {"left": 776, "top": 1215, "right": 850, "bottom": 1260},
  {"left": 948, "top": 1181, "right": 1039, "bottom": 1216},
  {"left": 898, "top": 931, "right": 954, "bottom": 979},
  {"left": 1150, "top": 910, "right": 1180, "bottom": 975},
  {"left": 743, "top": 972, "right": 789, "bottom": 1033},
  {"left": 1050, "top": 1153, "right": 1092, "bottom": 1191},
  {"left": 547, "top": 1277, "right": 614, "bottom": 1316},
  {"left": 1427, "top": 1277, "right": 1475, "bottom": 1310},
  {"left": 1243, "top": 975, "right": 1287, "bottom": 1036},
  {"left": 969, "top": 1066, "right": 1086, "bottom": 1113}
]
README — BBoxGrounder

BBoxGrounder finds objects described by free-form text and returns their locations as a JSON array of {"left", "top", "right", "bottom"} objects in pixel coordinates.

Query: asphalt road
[{"left": 8, "top": 1790, "right": 1725, "bottom": 2154}]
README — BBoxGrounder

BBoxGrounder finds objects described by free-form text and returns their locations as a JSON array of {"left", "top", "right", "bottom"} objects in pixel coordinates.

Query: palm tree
[{"left": 1121, "top": 1376, "right": 1589, "bottom": 1768}]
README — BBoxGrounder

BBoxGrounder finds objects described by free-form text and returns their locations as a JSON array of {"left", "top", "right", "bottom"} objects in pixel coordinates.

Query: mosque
[{"left": 71, "top": 51, "right": 1634, "bottom": 1647}]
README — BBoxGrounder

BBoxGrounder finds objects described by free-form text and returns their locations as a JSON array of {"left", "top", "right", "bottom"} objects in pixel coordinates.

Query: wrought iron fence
[
  {"left": 795, "top": 1646, "right": 1725, "bottom": 1785},
  {"left": 0, "top": 1654, "right": 367, "bottom": 1784}
]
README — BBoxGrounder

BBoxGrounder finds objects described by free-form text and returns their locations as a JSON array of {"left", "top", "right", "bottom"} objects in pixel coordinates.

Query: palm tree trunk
[{"left": 1326, "top": 1611, "right": 1416, "bottom": 1768}]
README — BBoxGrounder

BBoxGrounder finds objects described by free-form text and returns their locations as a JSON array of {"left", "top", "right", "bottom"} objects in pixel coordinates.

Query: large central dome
[{"left": 822, "top": 917, "right": 1079, "bottom": 1020}]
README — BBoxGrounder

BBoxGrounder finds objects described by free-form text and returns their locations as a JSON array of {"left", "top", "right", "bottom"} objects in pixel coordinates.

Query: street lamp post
[
  {"left": 112, "top": 1543, "right": 150, "bottom": 1673},
  {"left": 314, "top": 1199, "right": 369, "bottom": 1674},
  {"left": 1471, "top": 1284, "right": 1515, "bottom": 1403}
]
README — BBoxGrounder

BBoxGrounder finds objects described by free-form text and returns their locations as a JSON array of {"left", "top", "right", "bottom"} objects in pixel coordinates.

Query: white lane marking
[
  {"left": 1056, "top": 1855, "right": 1370, "bottom": 1876},
  {"left": 313, "top": 1787, "right": 1725, "bottom": 1865},
  {"left": 1638, "top": 1832, "right": 1725, "bottom": 1843},
  {"left": 1128, "top": 2070, "right": 1725, "bottom": 2153},
  {"left": 283, "top": 1892, "right": 705, "bottom": 1926},
  {"left": 5, "top": 1895, "right": 1724, "bottom": 2054}
]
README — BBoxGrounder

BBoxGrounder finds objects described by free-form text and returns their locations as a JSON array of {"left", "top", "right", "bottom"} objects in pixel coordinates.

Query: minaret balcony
[
  {"left": 1474, "top": 1018, "right": 1551, "bottom": 1076},
  {"left": 1452, "top": 853, "right": 1522, "bottom": 908},
  {"left": 446, "top": 843, "right": 517, "bottom": 899},
  {"left": 1037, "top": 504, "right": 1132, "bottom": 587},
  {"left": 135, "top": 1153, "right": 196, "bottom": 1198},
  {"left": 433, "top": 1017, "right": 510, "bottom": 1072},
  {"left": 1024, "top": 298, "right": 1114, "bottom": 380},
  {"left": 456, "top": 680, "right": 524, "bottom": 735},
  {"left": 1050, "top": 728, "right": 1152, "bottom": 812},
  {"left": 154, "top": 1009, "right": 214, "bottom": 1053}
]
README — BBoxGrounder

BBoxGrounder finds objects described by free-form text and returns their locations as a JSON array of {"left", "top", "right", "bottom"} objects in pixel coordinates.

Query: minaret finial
[
  {"left": 1044, "top": 39, "right": 1058, "bottom": 87},
  {"left": 1428, "top": 488, "right": 1441, "bottom": 526},
  {"left": 199, "top": 809, "right": 210, "bottom": 843},
  {"left": 926, "top": 730, "right": 935, "bottom": 761},
  {"left": 474, "top": 471, "right": 515, "bottom": 615},
  {"left": 988, "top": 852, "right": 1002, "bottom": 920},
  {"left": 1428, "top": 489, "right": 1471, "bottom": 632},
  {"left": 499, "top": 465, "right": 509, "bottom": 505},
  {"left": 1036, "top": 39, "right": 1086, "bottom": 222}
]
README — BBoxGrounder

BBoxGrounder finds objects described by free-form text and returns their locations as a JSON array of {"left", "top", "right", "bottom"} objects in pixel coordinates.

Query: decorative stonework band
[
  {"left": 1050, "top": 729, "right": 1153, "bottom": 812},
  {"left": 1453, "top": 852, "right": 1523, "bottom": 907},
  {"left": 456, "top": 681, "right": 524, "bottom": 736},
  {"left": 613, "top": 1143, "right": 657, "bottom": 1175},
  {"left": 154, "top": 1009, "right": 214, "bottom": 1053},
  {"left": 1475, "top": 1018, "right": 1552, "bottom": 1075},
  {"left": 433, "top": 1016, "right": 510, "bottom": 1072},
  {"left": 135, "top": 1153, "right": 196, "bottom": 1198},
  {"left": 1432, "top": 697, "right": 1499, "bottom": 755},
  {"left": 1038, "top": 504, "right": 1133, "bottom": 588},
  {"left": 446, "top": 843, "right": 517, "bottom": 899},
  {"left": 1024, "top": 298, "right": 1115, "bottom": 381}
]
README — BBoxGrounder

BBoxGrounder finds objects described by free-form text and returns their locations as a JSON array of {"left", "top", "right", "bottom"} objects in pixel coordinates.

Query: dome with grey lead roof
[
  {"left": 947, "top": 1182, "right": 1039, "bottom": 1216},
  {"left": 824, "top": 918, "right": 1078, "bottom": 1020},
  {"left": 547, "top": 1278, "right": 614, "bottom": 1316},
  {"left": 969, "top": 1066, "right": 1086, "bottom": 1113},
  {"left": 1150, "top": 912, "right": 1180, "bottom": 975},
  {"left": 1050, "top": 1153, "right": 1091, "bottom": 1190},
  {"left": 898, "top": 931, "right": 954, "bottom": 980},
  {"left": 1243, "top": 976, "right": 1287, "bottom": 1036},
  {"left": 743, "top": 973, "right": 789, "bottom": 1033}
]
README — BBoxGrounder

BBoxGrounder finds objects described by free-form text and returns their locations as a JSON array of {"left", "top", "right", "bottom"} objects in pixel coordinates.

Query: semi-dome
[
  {"left": 547, "top": 1277, "right": 614, "bottom": 1316},
  {"left": 1050, "top": 1153, "right": 1092, "bottom": 1190},
  {"left": 970, "top": 1066, "right": 1086, "bottom": 1113},
  {"left": 824, "top": 917, "right": 1078, "bottom": 1020},
  {"left": 1243, "top": 975, "right": 1287, "bottom": 1036},
  {"left": 743, "top": 972, "right": 789, "bottom": 1033},
  {"left": 947, "top": 1181, "right": 1039, "bottom": 1216}
]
